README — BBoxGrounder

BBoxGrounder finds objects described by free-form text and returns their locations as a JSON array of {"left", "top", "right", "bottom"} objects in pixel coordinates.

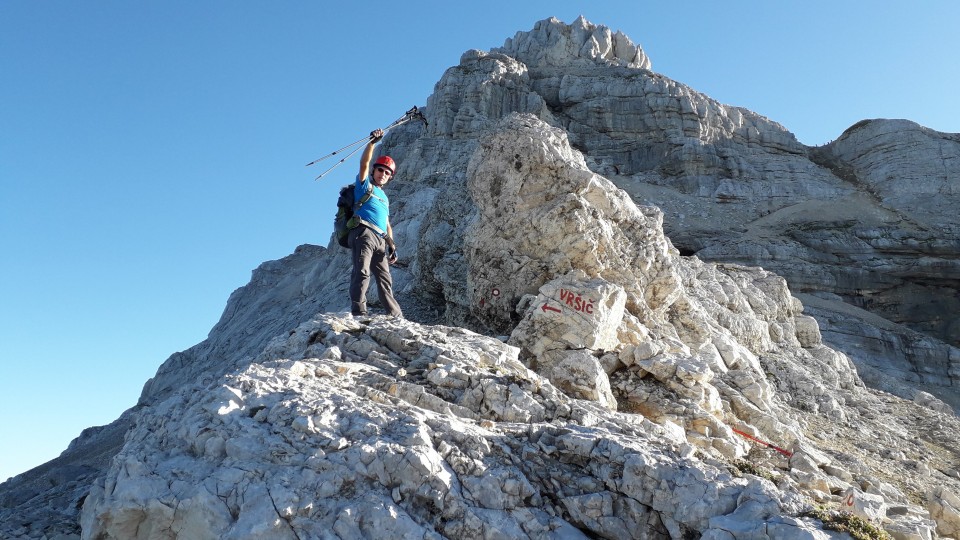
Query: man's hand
[
  {"left": 386, "top": 238, "right": 398, "bottom": 264},
  {"left": 370, "top": 128, "right": 384, "bottom": 143}
]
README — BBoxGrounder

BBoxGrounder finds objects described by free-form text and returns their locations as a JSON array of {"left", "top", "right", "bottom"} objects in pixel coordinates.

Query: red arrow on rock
[{"left": 541, "top": 304, "right": 561, "bottom": 313}]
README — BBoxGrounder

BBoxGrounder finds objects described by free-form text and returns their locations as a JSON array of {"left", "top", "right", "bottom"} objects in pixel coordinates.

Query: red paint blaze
[{"left": 558, "top": 289, "right": 595, "bottom": 314}]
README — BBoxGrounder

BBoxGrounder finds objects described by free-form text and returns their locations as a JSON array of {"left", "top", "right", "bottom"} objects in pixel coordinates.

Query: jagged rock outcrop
[
  {"left": 397, "top": 16, "right": 960, "bottom": 409},
  {"left": 78, "top": 116, "right": 960, "bottom": 539},
  {"left": 77, "top": 315, "right": 812, "bottom": 540},
  {"left": 2, "top": 15, "right": 958, "bottom": 540}
]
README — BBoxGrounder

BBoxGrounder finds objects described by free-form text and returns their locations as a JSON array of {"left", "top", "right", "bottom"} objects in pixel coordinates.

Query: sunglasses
[{"left": 374, "top": 166, "right": 393, "bottom": 176}]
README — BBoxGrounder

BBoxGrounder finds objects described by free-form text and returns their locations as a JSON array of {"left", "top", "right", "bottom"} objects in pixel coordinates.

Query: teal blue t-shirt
[{"left": 354, "top": 174, "right": 389, "bottom": 235}]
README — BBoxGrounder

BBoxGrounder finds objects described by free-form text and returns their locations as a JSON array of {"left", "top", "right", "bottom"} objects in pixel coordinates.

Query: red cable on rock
[{"left": 731, "top": 428, "right": 793, "bottom": 457}]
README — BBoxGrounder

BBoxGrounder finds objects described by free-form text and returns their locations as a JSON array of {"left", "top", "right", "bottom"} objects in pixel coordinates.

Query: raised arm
[{"left": 358, "top": 128, "right": 384, "bottom": 180}]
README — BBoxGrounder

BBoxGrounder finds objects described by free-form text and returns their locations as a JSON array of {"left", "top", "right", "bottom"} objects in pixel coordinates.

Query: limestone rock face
[
  {"left": 462, "top": 116, "right": 677, "bottom": 333},
  {"left": 394, "top": 16, "right": 960, "bottom": 409},
  {"left": 928, "top": 486, "right": 960, "bottom": 538},
  {"left": 697, "top": 119, "right": 960, "bottom": 409},
  {"left": 816, "top": 120, "right": 960, "bottom": 338},
  {"left": 498, "top": 15, "right": 651, "bottom": 70}
]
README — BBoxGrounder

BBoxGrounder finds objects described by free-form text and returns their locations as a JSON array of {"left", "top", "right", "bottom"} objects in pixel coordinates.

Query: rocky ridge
[
  {"left": 77, "top": 117, "right": 960, "bottom": 539},
  {"left": 1, "top": 15, "right": 958, "bottom": 540}
]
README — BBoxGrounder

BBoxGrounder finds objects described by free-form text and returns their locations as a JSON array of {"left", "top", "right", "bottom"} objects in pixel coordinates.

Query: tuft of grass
[
  {"left": 731, "top": 459, "right": 777, "bottom": 483},
  {"left": 804, "top": 507, "right": 891, "bottom": 540}
]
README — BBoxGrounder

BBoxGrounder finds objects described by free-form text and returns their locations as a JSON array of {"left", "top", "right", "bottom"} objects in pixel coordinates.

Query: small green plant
[
  {"left": 804, "top": 506, "right": 891, "bottom": 540},
  {"left": 731, "top": 459, "right": 777, "bottom": 482}
]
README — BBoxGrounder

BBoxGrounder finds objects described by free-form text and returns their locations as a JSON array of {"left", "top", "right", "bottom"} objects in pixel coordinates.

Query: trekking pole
[
  {"left": 312, "top": 142, "right": 370, "bottom": 180},
  {"left": 306, "top": 107, "right": 416, "bottom": 168},
  {"left": 384, "top": 106, "right": 428, "bottom": 130},
  {"left": 308, "top": 106, "right": 428, "bottom": 181},
  {"left": 304, "top": 135, "right": 371, "bottom": 167}
]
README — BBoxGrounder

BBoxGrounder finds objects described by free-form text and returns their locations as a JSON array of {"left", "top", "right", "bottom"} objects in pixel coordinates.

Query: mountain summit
[{"left": 2, "top": 16, "right": 959, "bottom": 540}]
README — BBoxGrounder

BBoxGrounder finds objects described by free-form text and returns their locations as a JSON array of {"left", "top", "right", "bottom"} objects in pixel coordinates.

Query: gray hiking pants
[{"left": 348, "top": 225, "right": 403, "bottom": 317}]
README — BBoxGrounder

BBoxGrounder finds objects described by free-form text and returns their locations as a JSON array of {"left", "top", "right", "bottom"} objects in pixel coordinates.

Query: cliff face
[{"left": 2, "top": 16, "right": 959, "bottom": 540}]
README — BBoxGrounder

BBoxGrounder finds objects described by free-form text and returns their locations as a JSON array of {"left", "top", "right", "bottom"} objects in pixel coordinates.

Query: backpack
[{"left": 333, "top": 182, "right": 374, "bottom": 248}]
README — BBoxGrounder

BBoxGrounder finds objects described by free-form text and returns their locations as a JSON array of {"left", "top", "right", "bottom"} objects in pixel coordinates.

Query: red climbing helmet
[{"left": 373, "top": 156, "right": 396, "bottom": 175}]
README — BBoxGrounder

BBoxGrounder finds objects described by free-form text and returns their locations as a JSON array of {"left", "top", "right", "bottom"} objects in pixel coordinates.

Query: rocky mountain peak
[
  {"left": 2, "top": 16, "right": 959, "bottom": 540},
  {"left": 495, "top": 16, "right": 652, "bottom": 70},
  {"left": 410, "top": 16, "right": 960, "bottom": 413}
]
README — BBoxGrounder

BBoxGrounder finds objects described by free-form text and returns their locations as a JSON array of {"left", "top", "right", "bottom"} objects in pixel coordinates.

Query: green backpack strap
[{"left": 354, "top": 183, "right": 374, "bottom": 211}]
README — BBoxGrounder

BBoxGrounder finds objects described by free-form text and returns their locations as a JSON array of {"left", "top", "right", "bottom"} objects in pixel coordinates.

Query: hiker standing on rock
[{"left": 348, "top": 128, "right": 403, "bottom": 318}]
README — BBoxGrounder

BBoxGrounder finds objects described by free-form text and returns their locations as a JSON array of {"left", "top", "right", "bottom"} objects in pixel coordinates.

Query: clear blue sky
[{"left": 1, "top": 1, "right": 957, "bottom": 482}]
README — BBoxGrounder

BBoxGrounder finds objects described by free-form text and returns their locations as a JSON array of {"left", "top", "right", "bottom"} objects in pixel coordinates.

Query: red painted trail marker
[{"left": 541, "top": 304, "right": 561, "bottom": 313}]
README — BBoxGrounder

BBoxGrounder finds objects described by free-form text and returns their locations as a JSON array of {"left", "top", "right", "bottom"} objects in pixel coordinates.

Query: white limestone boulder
[
  {"left": 462, "top": 113, "right": 680, "bottom": 335},
  {"left": 537, "top": 349, "right": 617, "bottom": 409},
  {"left": 510, "top": 272, "right": 627, "bottom": 357},
  {"left": 840, "top": 487, "right": 888, "bottom": 522},
  {"left": 927, "top": 486, "right": 960, "bottom": 538}
]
